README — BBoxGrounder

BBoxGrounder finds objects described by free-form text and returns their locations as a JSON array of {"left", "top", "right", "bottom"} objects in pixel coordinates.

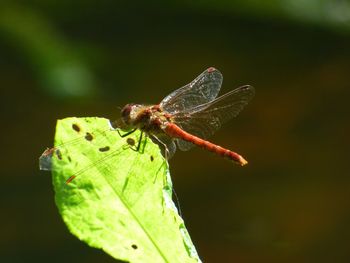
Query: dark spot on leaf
[
  {"left": 55, "top": 149, "right": 62, "bottom": 160},
  {"left": 131, "top": 244, "right": 138, "bottom": 250},
  {"left": 127, "top": 138, "right": 135, "bottom": 146},
  {"left": 85, "top": 132, "right": 93, "bottom": 141},
  {"left": 68, "top": 156, "right": 71, "bottom": 162},
  {"left": 72, "top": 123, "right": 81, "bottom": 132},
  {"left": 99, "top": 146, "right": 110, "bottom": 152},
  {"left": 150, "top": 155, "right": 154, "bottom": 162}
]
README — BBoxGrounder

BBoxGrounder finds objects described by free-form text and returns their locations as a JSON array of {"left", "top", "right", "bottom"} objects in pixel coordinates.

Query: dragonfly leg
[
  {"left": 136, "top": 131, "right": 143, "bottom": 152},
  {"left": 150, "top": 135, "right": 170, "bottom": 160},
  {"left": 117, "top": 128, "right": 137, "bottom": 138},
  {"left": 124, "top": 131, "right": 146, "bottom": 154}
]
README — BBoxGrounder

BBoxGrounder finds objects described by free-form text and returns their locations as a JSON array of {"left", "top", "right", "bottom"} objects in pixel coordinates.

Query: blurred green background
[{"left": 1, "top": 1, "right": 350, "bottom": 262}]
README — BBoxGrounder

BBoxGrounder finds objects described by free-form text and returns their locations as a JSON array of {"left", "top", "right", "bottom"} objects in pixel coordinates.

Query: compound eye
[{"left": 121, "top": 104, "right": 133, "bottom": 119}]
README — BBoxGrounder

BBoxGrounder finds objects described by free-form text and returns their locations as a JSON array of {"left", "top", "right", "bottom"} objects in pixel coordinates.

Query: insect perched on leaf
[
  {"left": 40, "top": 67, "right": 254, "bottom": 184},
  {"left": 117, "top": 67, "right": 254, "bottom": 166}
]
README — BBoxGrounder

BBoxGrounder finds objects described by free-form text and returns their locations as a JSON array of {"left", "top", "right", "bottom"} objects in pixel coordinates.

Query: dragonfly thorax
[{"left": 120, "top": 103, "right": 172, "bottom": 134}]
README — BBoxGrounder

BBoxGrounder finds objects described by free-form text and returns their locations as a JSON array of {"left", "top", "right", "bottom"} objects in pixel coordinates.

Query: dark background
[{"left": 1, "top": 1, "right": 350, "bottom": 262}]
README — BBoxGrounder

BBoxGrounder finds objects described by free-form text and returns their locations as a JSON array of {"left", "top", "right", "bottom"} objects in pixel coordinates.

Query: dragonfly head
[{"left": 120, "top": 103, "right": 143, "bottom": 127}]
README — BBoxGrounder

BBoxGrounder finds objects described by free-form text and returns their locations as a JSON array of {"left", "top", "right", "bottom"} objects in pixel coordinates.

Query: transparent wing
[
  {"left": 150, "top": 134, "right": 177, "bottom": 159},
  {"left": 174, "top": 85, "right": 255, "bottom": 151},
  {"left": 160, "top": 67, "right": 223, "bottom": 114}
]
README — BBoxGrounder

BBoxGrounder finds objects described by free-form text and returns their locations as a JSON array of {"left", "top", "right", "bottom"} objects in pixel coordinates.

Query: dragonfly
[
  {"left": 40, "top": 67, "right": 254, "bottom": 184},
  {"left": 117, "top": 67, "right": 254, "bottom": 166}
]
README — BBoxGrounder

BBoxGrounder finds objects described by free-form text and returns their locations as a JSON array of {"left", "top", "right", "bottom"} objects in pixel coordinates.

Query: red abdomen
[{"left": 164, "top": 123, "right": 247, "bottom": 166}]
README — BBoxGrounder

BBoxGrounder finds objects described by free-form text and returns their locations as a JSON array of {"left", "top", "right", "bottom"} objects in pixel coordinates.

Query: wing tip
[
  {"left": 206, "top": 67, "right": 223, "bottom": 80},
  {"left": 239, "top": 84, "right": 255, "bottom": 97},
  {"left": 207, "top": 67, "right": 217, "bottom": 73}
]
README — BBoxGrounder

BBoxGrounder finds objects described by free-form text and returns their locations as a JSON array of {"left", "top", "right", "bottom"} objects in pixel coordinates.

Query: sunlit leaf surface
[{"left": 50, "top": 117, "right": 200, "bottom": 263}]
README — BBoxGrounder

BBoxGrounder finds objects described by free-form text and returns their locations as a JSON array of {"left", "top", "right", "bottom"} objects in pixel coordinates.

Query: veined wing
[
  {"left": 173, "top": 85, "right": 255, "bottom": 151},
  {"left": 160, "top": 67, "right": 223, "bottom": 114},
  {"left": 149, "top": 133, "right": 177, "bottom": 160}
]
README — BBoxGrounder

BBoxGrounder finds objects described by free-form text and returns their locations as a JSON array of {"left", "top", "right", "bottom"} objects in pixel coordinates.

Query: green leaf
[{"left": 50, "top": 117, "right": 200, "bottom": 263}]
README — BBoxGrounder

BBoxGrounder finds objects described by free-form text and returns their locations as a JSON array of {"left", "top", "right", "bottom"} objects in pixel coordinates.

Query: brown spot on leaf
[
  {"left": 85, "top": 132, "right": 93, "bottom": 141},
  {"left": 127, "top": 138, "right": 135, "bottom": 146},
  {"left": 55, "top": 149, "right": 62, "bottom": 160},
  {"left": 72, "top": 123, "right": 81, "bottom": 132},
  {"left": 99, "top": 146, "right": 110, "bottom": 152}
]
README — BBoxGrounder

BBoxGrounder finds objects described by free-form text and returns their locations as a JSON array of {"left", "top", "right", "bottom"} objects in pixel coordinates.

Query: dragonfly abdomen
[{"left": 164, "top": 123, "right": 247, "bottom": 166}]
